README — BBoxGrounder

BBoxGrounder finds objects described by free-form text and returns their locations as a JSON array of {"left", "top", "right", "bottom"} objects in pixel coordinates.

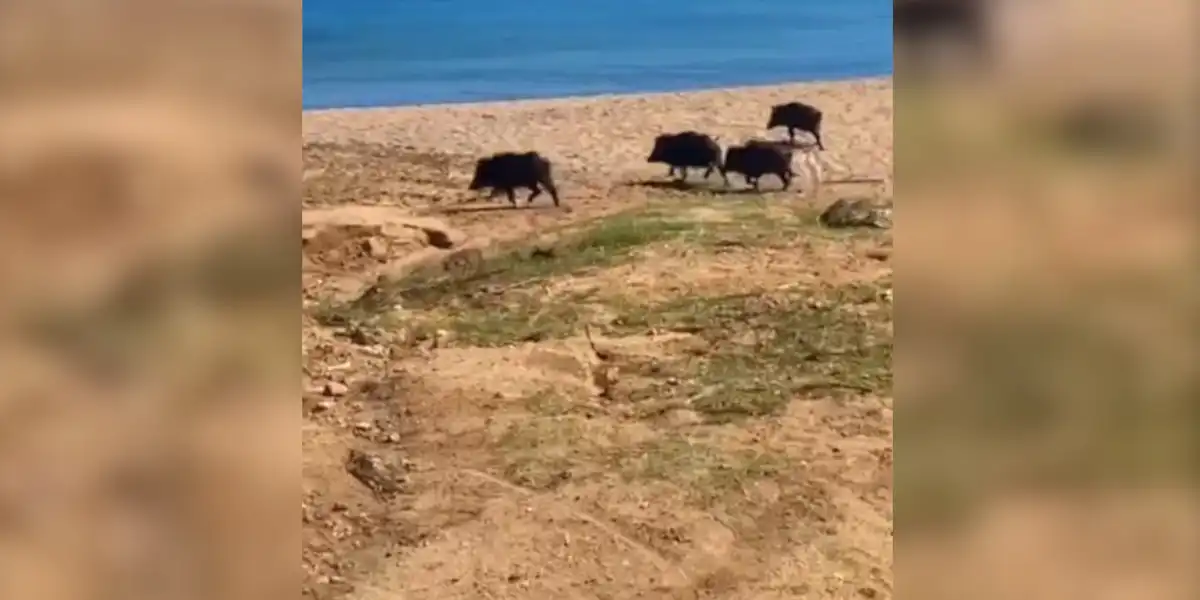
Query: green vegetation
[
  {"left": 437, "top": 281, "right": 892, "bottom": 425},
  {"left": 613, "top": 286, "right": 892, "bottom": 423},
  {"left": 396, "top": 212, "right": 708, "bottom": 311},
  {"left": 312, "top": 207, "right": 713, "bottom": 332},
  {"left": 492, "top": 413, "right": 795, "bottom": 505},
  {"left": 305, "top": 194, "right": 892, "bottom": 545},
  {"left": 319, "top": 198, "right": 870, "bottom": 315},
  {"left": 314, "top": 199, "right": 892, "bottom": 425},
  {"left": 619, "top": 434, "right": 791, "bottom": 496}
]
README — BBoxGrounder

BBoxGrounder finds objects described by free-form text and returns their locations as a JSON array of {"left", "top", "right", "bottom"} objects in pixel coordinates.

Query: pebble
[
  {"left": 323, "top": 382, "right": 350, "bottom": 397},
  {"left": 364, "top": 237, "right": 389, "bottom": 259}
]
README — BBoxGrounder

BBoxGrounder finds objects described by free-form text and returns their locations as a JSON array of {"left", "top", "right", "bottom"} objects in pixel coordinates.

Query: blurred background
[
  {"left": 894, "top": 1, "right": 1197, "bottom": 599},
  {"left": 0, "top": 1, "right": 298, "bottom": 599},
  {"left": 0, "top": 0, "right": 1194, "bottom": 599}
]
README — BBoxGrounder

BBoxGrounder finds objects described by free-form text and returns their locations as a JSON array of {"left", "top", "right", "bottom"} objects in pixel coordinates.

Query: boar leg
[
  {"left": 527, "top": 183, "right": 542, "bottom": 205},
  {"left": 717, "top": 164, "right": 730, "bottom": 187},
  {"left": 542, "top": 179, "right": 561, "bottom": 207}
]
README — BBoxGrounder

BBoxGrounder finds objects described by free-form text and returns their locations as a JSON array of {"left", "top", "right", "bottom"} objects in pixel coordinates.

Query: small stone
[
  {"left": 345, "top": 449, "right": 406, "bottom": 498},
  {"left": 323, "top": 382, "right": 350, "bottom": 397},
  {"left": 432, "top": 329, "right": 453, "bottom": 348},
  {"left": 347, "top": 327, "right": 373, "bottom": 345},
  {"left": 422, "top": 227, "right": 455, "bottom": 249},
  {"left": 353, "top": 421, "right": 373, "bottom": 432},
  {"left": 363, "top": 237, "right": 389, "bottom": 259},
  {"left": 313, "top": 400, "right": 336, "bottom": 413},
  {"left": 662, "top": 408, "right": 703, "bottom": 427},
  {"left": 819, "top": 197, "right": 892, "bottom": 229},
  {"left": 393, "top": 328, "right": 412, "bottom": 345},
  {"left": 442, "top": 247, "right": 483, "bottom": 275},
  {"left": 387, "top": 432, "right": 401, "bottom": 443}
]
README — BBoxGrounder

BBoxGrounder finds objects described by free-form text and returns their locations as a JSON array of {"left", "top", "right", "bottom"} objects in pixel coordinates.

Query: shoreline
[
  {"left": 302, "top": 74, "right": 893, "bottom": 115},
  {"left": 303, "top": 76, "right": 893, "bottom": 184}
]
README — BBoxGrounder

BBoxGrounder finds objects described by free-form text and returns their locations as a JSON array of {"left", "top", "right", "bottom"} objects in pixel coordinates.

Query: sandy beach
[
  {"left": 304, "top": 76, "right": 892, "bottom": 187},
  {"left": 303, "top": 78, "right": 894, "bottom": 600},
  {"left": 302, "top": 76, "right": 893, "bottom": 260}
]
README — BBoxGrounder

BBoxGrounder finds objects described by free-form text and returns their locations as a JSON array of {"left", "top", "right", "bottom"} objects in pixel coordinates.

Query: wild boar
[
  {"left": 724, "top": 142, "right": 795, "bottom": 191},
  {"left": 646, "top": 131, "right": 728, "bottom": 184},
  {"left": 766, "top": 102, "right": 825, "bottom": 149},
  {"left": 467, "top": 151, "right": 561, "bottom": 207}
]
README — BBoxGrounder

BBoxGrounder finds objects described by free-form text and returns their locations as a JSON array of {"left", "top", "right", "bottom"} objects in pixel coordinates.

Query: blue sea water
[{"left": 303, "top": 0, "right": 893, "bottom": 110}]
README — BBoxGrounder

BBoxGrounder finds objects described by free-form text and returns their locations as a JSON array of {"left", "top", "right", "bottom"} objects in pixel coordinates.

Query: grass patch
[
  {"left": 464, "top": 283, "right": 892, "bottom": 423},
  {"left": 490, "top": 410, "right": 793, "bottom": 504},
  {"left": 405, "top": 203, "right": 882, "bottom": 348},
  {"left": 613, "top": 284, "right": 892, "bottom": 423},
  {"left": 621, "top": 435, "right": 789, "bottom": 495},
  {"left": 434, "top": 291, "right": 600, "bottom": 346},
  {"left": 309, "top": 208, "right": 708, "bottom": 334},
  {"left": 522, "top": 389, "right": 576, "bottom": 417},
  {"left": 491, "top": 415, "right": 612, "bottom": 490},
  {"left": 396, "top": 211, "right": 707, "bottom": 311},
  {"left": 309, "top": 200, "right": 891, "bottom": 372},
  {"left": 311, "top": 296, "right": 391, "bottom": 329}
]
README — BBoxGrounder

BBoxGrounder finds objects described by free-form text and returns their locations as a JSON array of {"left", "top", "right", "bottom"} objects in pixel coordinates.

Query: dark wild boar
[
  {"left": 645, "top": 131, "right": 728, "bottom": 184},
  {"left": 724, "top": 141, "right": 795, "bottom": 191},
  {"left": 766, "top": 102, "right": 825, "bottom": 149},
  {"left": 467, "top": 151, "right": 561, "bottom": 207}
]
